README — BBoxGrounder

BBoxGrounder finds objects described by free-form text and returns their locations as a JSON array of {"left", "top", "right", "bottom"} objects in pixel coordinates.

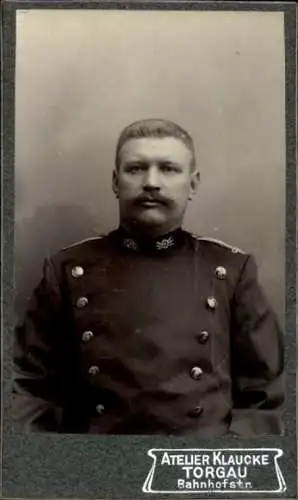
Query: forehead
[{"left": 119, "top": 137, "right": 193, "bottom": 165}]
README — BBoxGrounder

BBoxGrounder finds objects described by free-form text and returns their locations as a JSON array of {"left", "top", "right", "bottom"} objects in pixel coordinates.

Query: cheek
[
  {"left": 168, "top": 180, "right": 191, "bottom": 199},
  {"left": 118, "top": 177, "right": 141, "bottom": 197}
]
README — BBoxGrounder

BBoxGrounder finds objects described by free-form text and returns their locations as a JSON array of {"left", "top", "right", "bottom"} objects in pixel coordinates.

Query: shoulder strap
[
  {"left": 191, "top": 234, "right": 246, "bottom": 254},
  {"left": 61, "top": 235, "right": 104, "bottom": 250}
]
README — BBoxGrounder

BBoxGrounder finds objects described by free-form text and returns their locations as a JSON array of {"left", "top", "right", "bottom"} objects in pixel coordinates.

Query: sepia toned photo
[
  {"left": 2, "top": 2, "right": 296, "bottom": 499},
  {"left": 12, "top": 8, "right": 286, "bottom": 438}
]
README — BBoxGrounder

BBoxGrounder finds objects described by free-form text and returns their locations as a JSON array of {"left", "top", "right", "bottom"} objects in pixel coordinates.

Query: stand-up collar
[{"left": 114, "top": 226, "right": 186, "bottom": 253}]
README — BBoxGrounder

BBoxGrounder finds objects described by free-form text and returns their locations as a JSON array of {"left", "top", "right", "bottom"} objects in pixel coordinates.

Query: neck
[{"left": 121, "top": 221, "right": 181, "bottom": 239}]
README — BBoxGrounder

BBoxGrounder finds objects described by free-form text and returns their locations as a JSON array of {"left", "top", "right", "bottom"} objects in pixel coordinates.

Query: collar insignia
[
  {"left": 155, "top": 236, "right": 175, "bottom": 250},
  {"left": 122, "top": 234, "right": 176, "bottom": 252},
  {"left": 123, "top": 238, "right": 138, "bottom": 251}
]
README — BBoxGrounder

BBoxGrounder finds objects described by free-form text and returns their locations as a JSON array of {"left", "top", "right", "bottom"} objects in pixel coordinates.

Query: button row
[
  {"left": 81, "top": 330, "right": 210, "bottom": 344},
  {"left": 72, "top": 260, "right": 221, "bottom": 425},
  {"left": 73, "top": 264, "right": 226, "bottom": 319},
  {"left": 72, "top": 265, "right": 227, "bottom": 280},
  {"left": 88, "top": 364, "right": 205, "bottom": 380},
  {"left": 91, "top": 364, "right": 205, "bottom": 419},
  {"left": 94, "top": 404, "right": 203, "bottom": 418},
  {"left": 77, "top": 295, "right": 218, "bottom": 311}
]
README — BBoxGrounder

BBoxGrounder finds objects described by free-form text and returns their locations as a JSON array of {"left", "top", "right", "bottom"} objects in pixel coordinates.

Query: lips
[
  {"left": 140, "top": 200, "right": 162, "bottom": 207},
  {"left": 135, "top": 196, "right": 168, "bottom": 207}
]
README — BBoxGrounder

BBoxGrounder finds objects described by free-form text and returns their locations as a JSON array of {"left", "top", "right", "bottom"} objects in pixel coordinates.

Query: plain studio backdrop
[{"left": 14, "top": 9, "right": 285, "bottom": 321}]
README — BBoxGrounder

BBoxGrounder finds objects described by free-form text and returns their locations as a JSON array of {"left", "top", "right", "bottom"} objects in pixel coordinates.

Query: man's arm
[
  {"left": 229, "top": 254, "right": 285, "bottom": 437},
  {"left": 12, "top": 257, "right": 64, "bottom": 432}
]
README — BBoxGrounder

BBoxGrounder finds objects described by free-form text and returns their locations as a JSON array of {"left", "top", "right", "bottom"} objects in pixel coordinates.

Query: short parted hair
[{"left": 115, "top": 118, "right": 196, "bottom": 171}]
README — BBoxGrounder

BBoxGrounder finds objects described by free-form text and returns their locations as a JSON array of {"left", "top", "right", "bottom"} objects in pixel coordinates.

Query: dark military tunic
[{"left": 13, "top": 227, "right": 284, "bottom": 436}]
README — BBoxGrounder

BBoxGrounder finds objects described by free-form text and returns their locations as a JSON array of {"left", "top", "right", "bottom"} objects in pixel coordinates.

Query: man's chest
[{"left": 59, "top": 251, "right": 234, "bottom": 367}]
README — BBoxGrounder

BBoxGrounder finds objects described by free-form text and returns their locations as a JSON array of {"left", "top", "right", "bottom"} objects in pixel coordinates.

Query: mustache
[{"left": 133, "top": 194, "right": 171, "bottom": 206}]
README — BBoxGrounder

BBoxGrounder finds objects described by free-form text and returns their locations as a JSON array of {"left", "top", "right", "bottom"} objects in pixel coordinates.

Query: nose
[{"left": 143, "top": 165, "right": 161, "bottom": 191}]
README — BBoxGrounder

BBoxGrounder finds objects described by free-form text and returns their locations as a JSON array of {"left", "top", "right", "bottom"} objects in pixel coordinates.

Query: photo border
[{"left": 1, "top": 1, "right": 297, "bottom": 499}]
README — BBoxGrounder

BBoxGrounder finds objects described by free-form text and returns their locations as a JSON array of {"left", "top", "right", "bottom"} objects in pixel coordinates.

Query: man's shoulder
[
  {"left": 187, "top": 232, "right": 248, "bottom": 269},
  {"left": 188, "top": 232, "right": 246, "bottom": 255},
  {"left": 62, "top": 233, "right": 109, "bottom": 250},
  {"left": 186, "top": 233, "right": 251, "bottom": 282},
  {"left": 51, "top": 232, "right": 112, "bottom": 263}
]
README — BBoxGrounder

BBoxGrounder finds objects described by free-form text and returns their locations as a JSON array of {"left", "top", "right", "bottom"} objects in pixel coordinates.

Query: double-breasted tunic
[{"left": 13, "top": 228, "right": 284, "bottom": 436}]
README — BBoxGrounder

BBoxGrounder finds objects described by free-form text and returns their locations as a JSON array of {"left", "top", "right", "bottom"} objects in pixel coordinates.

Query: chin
[
  {"left": 135, "top": 214, "right": 166, "bottom": 227},
  {"left": 126, "top": 217, "right": 166, "bottom": 236}
]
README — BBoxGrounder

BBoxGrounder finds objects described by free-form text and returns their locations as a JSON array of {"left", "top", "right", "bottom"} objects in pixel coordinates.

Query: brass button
[
  {"left": 76, "top": 296, "right": 88, "bottom": 309},
  {"left": 197, "top": 331, "right": 209, "bottom": 344},
  {"left": 188, "top": 406, "right": 203, "bottom": 418},
  {"left": 71, "top": 265, "right": 84, "bottom": 278},
  {"left": 88, "top": 365, "right": 100, "bottom": 376},
  {"left": 215, "top": 266, "right": 227, "bottom": 280},
  {"left": 190, "top": 366, "right": 203, "bottom": 380},
  {"left": 206, "top": 296, "right": 217, "bottom": 309},
  {"left": 82, "top": 330, "right": 94, "bottom": 342},
  {"left": 95, "top": 404, "right": 105, "bottom": 415}
]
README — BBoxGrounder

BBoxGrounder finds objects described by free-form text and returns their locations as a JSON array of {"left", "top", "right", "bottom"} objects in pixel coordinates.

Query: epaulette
[
  {"left": 191, "top": 234, "right": 246, "bottom": 254},
  {"left": 61, "top": 234, "right": 105, "bottom": 251}
]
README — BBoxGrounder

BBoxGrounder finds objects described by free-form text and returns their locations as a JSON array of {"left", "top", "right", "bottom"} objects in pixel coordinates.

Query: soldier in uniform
[{"left": 13, "top": 118, "right": 284, "bottom": 436}]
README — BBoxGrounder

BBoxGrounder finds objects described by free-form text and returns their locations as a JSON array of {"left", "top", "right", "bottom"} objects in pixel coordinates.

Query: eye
[
  {"left": 159, "top": 162, "right": 181, "bottom": 173},
  {"left": 125, "top": 163, "right": 147, "bottom": 174}
]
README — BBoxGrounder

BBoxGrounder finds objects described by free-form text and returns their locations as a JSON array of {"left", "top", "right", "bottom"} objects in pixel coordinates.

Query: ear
[
  {"left": 112, "top": 170, "right": 119, "bottom": 197},
  {"left": 189, "top": 170, "right": 200, "bottom": 197}
]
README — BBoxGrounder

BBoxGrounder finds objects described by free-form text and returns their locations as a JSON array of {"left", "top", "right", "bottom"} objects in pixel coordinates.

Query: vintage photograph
[{"left": 12, "top": 8, "right": 286, "bottom": 439}]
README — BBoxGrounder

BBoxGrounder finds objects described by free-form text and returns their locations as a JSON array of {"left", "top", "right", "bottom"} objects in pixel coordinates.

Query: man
[{"left": 13, "top": 118, "right": 284, "bottom": 436}]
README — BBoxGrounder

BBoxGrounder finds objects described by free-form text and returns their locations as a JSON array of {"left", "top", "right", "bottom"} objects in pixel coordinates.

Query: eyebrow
[{"left": 122, "top": 156, "right": 182, "bottom": 165}]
